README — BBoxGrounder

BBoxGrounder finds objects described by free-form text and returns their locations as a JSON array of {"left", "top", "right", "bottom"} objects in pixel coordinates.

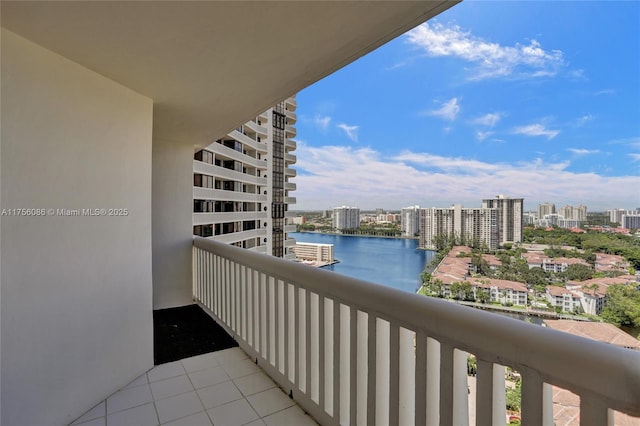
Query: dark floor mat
[{"left": 153, "top": 304, "right": 238, "bottom": 365}]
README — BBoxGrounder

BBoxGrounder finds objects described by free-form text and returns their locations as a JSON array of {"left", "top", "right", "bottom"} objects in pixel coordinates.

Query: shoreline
[{"left": 294, "top": 230, "right": 418, "bottom": 240}]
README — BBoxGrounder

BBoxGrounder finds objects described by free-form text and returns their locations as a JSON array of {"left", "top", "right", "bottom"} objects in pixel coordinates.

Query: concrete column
[{"left": 152, "top": 137, "right": 196, "bottom": 308}]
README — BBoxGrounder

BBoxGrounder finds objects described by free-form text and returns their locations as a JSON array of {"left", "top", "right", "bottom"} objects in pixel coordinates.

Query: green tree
[
  {"left": 477, "top": 288, "right": 491, "bottom": 304},
  {"left": 471, "top": 253, "right": 492, "bottom": 276},
  {"left": 524, "top": 267, "right": 548, "bottom": 287},
  {"left": 564, "top": 264, "right": 594, "bottom": 282},
  {"left": 601, "top": 284, "right": 640, "bottom": 327},
  {"left": 506, "top": 378, "right": 522, "bottom": 412}
]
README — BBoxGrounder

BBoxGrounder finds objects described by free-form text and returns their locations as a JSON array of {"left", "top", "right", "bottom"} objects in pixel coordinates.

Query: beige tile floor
[{"left": 70, "top": 347, "right": 318, "bottom": 426}]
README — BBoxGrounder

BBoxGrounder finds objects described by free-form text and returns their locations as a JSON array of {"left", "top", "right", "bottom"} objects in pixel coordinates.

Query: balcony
[
  {"left": 193, "top": 238, "right": 640, "bottom": 426},
  {"left": 285, "top": 124, "right": 297, "bottom": 138},
  {"left": 285, "top": 181, "right": 297, "bottom": 191},
  {"left": 285, "top": 108, "right": 297, "bottom": 124},
  {"left": 285, "top": 168, "right": 297, "bottom": 177},
  {"left": 285, "top": 153, "right": 297, "bottom": 164},
  {"left": 286, "top": 139, "right": 297, "bottom": 151}
]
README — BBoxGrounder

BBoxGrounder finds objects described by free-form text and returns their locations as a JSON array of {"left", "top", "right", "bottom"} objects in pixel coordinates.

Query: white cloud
[
  {"left": 566, "top": 148, "right": 600, "bottom": 155},
  {"left": 476, "top": 131, "right": 494, "bottom": 141},
  {"left": 314, "top": 115, "right": 331, "bottom": 130},
  {"left": 425, "top": 97, "right": 460, "bottom": 121},
  {"left": 512, "top": 123, "right": 560, "bottom": 140},
  {"left": 472, "top": 113, "right": 502, "bottom": 128},
  {"left": 575, "top": 114, "right": 593, "bottom": 127},
  {"left": 293, "top": 144, "right": 639, "bottom": 210},
  {"left": 629, "top": 153, "right": 640, "bottom": 162},
  {"left": 608, "top": 137, "right": 640, "bottom": 149},
  {"left": 406, "top": 23, "right": 564, "bottom": 80},
  {"left": 337, "top": 123, "right": 359, "bottom": 142}
]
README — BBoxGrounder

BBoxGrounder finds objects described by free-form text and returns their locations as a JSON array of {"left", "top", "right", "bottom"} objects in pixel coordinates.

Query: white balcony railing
[{"left": 192, "top": 238, "right": 640, "bottom": 426}]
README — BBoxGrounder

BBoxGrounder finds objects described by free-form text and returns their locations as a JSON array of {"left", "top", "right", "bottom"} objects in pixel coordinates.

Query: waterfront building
[
  {"left": 521, "top": 252, "right": 589, "bottom": 273},
  {"left": 538, "top": 202, "right": 556, "bottom": 219},
  {"left": 429, "top": 246, "right": 528, "bottom": 306},
  {"left": 292, "top": 242, "right": 335, "bottom": 263},
  {"left": 332, "top": 206, "right": 360, "bottom": 230},
  {"left": 546, "top": 286, "right": 582, "bottom": 313},
  {"left": 482, "top": 195, "right": 524, "bottom": 245},
  {"left": 419, "top": 205, "right": 499, "bottom": 250},
  {"left": 622, "top": 213, "right": 640, "bottom": 230},
  {"left": 401, "top": 205, "right": 421, "bottom": 237},
  {"left": 193, "top": 98, "right": 297, "bottom": 259}
]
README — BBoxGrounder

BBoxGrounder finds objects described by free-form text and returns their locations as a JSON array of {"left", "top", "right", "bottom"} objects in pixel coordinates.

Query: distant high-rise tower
[
  {"left": 419, "top": 205, "right": 499, "bottom": 250},
  {"left": 333, "top": 206, "right": 360, "bottom": 230},
  {"left": 193, "top": 96, "right": 297, "bottom": 259},
  {"left": 482, "top": 195, "right": 524, "bottom": 245},
  {"left": 401, "top": 205, "right": 421, "bottom": 237},
  {"left": 558, "top": 205, "right": 587, "bottom": 221},
  {"left": 538, "top": 202, "right": 556, "bottom": 219}
]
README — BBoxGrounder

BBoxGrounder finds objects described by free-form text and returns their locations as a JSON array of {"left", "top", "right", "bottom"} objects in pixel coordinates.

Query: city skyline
[{"left": 292, "top": 1, "right": 640, "bottom": 211}]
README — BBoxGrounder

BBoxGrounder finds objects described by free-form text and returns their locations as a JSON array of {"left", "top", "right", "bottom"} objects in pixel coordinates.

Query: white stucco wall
[
  {"left": 1, "top": 29, "right": 154, "bottom": 426},
  {"left": 152, "top": 137, "right": 194, "bottom": 309}
]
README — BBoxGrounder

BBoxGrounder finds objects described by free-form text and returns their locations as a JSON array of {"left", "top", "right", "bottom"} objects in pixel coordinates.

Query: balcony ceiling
[{"left": 1, "top": 1, "right": 458, "bottom": 145}]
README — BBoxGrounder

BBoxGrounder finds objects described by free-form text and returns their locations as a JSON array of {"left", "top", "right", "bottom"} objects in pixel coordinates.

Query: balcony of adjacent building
[
  {"left": 285, "top": 139, "right": 297, "bottom": 151},
  {"left": 285, "top": 152, "right": 297, "bottom": 165}
]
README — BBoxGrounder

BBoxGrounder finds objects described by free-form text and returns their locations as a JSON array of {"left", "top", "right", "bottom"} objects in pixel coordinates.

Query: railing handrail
[{"left": 193, "top": 237, "right": 640, "bottom": 417}]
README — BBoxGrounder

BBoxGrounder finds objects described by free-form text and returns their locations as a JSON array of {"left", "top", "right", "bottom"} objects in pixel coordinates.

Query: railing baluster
[
  {"left": 367, "top": 313, "right": 377, "bottom": 425},
  {"left": 294, "top": 285, "right": 300, "bottom": 390},
  {"left": 274, "top": 278, "right": 280, "bottom": 371},
  {"left": 475, "top": 359, "right": 493, "bottom": 426},
  {"left": 318, "top": 294, "right": 325, "bottom": 410},
  {"left": 453, "top": 349, "right": 469, "bottom": 426},
  {"left": 284, "top": 281, "right": 290, "bottom": 379},
  {"left": 521, "top": 368, "right": 544, "bottom": 425},
  {"left": 399, "top": 328, "right": 414, "bottom": 426},
  {"left": 580, "top": 397, "right": 613, "bottom": 426},
  {"left": 258, "top": 273, "right": 269, "bottom": 360},
  {"left": 305, "top": 288, "right": 312, "bottom": 395},
  {"left": 440, "top": 343, "right": 454, "bottom": 425},
  {"left": 333, "top": 300, "right": 341, "bottom": 423},
  {"left": 415, "top": 331, "right": 427, "bottom": 426},
  {"left": 349, "top": 306, "right": 357, "bottom": 426},
  {"left": 389, "top": 323, "right": 400, "bottom": 426}
]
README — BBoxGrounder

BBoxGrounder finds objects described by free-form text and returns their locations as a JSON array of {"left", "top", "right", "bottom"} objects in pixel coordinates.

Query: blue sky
[{"left": 293, "top": 1, "right": 640, "bottom": 212}]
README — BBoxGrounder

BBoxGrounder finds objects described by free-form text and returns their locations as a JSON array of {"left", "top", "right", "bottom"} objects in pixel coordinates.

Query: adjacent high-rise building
[
  {"left": 538, "top": 202, "right": 556, "bottom": 219},
  {"left": 401, "top": 205, "right": 421, "bottom": 237},
  {"left": 482, "top": 195, "right": 524, "bottom": 245},
  {"left": 419, "top": 205, "right": 499, "bottom": 250},
  {"left": 333, "top": 206, "right": 360, "bottom": 230},
  {"left": 193, "top": 96, "right": 297, "bottom": 259}
]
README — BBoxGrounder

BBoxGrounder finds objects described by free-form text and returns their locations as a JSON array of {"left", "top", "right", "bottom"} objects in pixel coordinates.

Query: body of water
[{"left": 290, "top": 232, "right": 435, "bottom": 293}]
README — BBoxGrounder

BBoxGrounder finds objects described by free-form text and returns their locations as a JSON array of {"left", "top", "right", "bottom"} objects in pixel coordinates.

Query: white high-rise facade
[
  {"left": 401, "top": 205, "right": 421, "bottom": 237},
  {"left": 538, "top": 202, "right": 556, "bottom": 219},
  {"left": 482, "top": 195, "right": 524, "bottom": 245},
  {"left": 558, "top": 205, "right": 587, "bottom": 221},
  {"left": 419, "top": 205, "right": 499, "bottom": 250},
  {"left": 333, "top": 206, "right": 360, "bottom": 230},
  {"left": 622, "top": 214, "right": 640, "bottom": 230},
  {"left": 193, "top": 97, "right": 297, "bottom": 259}
]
